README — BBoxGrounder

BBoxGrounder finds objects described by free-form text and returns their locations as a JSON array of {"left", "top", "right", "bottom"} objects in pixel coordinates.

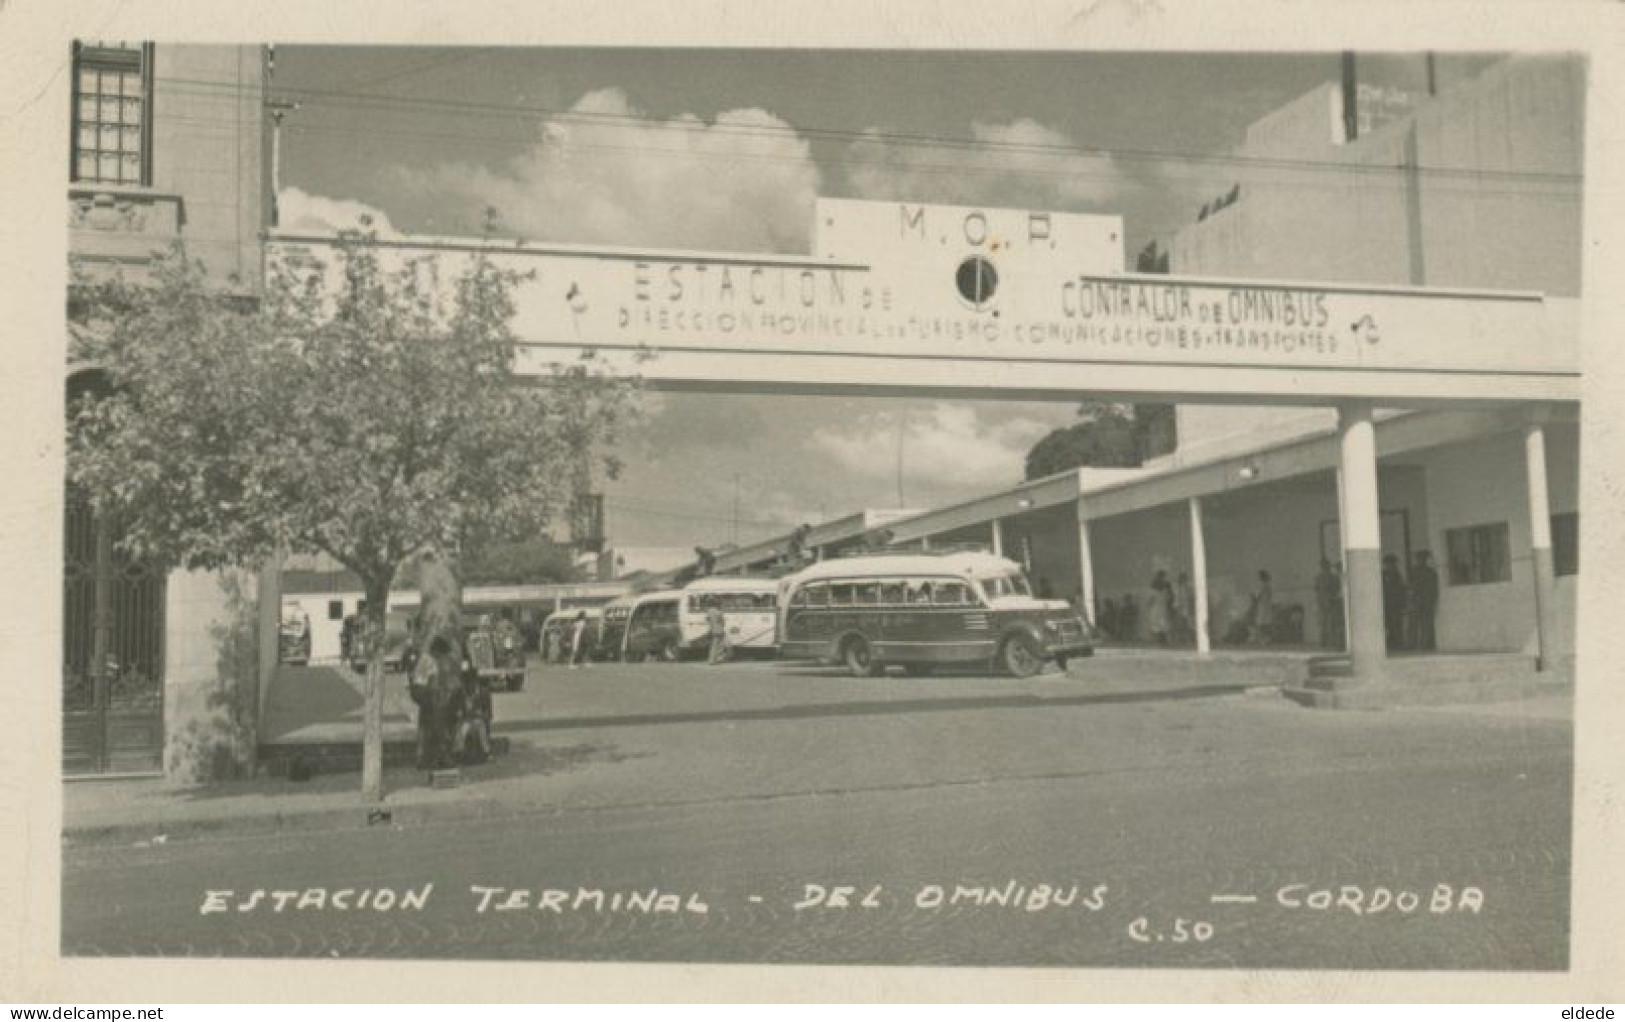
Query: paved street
[{"left": 62, "top": 659, "right": 1572, "bottom": 969}]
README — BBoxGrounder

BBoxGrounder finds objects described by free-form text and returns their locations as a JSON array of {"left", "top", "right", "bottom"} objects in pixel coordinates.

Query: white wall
[
  {"left": 1403, "top": 425, "right": 1577, "bottom": 655},
  {"left": 164, "top": 568, "right": 261, "bottom": 781}
]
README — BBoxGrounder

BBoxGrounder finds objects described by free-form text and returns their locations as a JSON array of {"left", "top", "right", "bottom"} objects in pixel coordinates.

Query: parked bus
[
  {"left": 540, "top": 607, "right": 603, "bottom": 664},
  {"left": 777, "top": 550, "right": 1094, "bottom": 678},
  {"left": 680, "top": 577, "right": 779, "bottom": 656},
  {"left": 595, "top": 594, "right": 639, "bottom": 661},
  {"left": 623, "top": 592, "right": 684, "bottom": 662}
]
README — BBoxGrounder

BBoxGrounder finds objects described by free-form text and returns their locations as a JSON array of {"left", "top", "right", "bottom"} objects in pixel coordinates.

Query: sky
[{"left": 268, "top": 47, "right": 1499, "bottom": 552}]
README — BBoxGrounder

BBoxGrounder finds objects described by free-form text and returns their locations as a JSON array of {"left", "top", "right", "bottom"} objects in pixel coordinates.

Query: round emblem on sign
[{"left": 955, "top": 255, "right": 998, "bottom": 307}]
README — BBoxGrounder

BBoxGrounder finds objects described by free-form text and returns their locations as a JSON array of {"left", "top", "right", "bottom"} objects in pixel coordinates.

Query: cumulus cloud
[
  {"left": 842, "top": 118, "right": 1135, "bottom": 212},
  {"left": 384, "top": 88, "right": 822, "bottom": 253},
  {"left": 809, "top": 403, "right": 1053, "bottom": 491},
  {"left": 277, "top": 186, "right": 399, "bottom": 235}
]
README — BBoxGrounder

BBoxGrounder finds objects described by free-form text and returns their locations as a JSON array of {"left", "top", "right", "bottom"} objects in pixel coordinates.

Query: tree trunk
[{"left": 360, "top": 577, "right": 390, "bottom": 804}]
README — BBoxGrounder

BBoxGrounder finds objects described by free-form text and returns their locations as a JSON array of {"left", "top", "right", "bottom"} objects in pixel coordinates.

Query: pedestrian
[
  {"left": 1174, "top": 572, "right": 1195, "bottom": 646},
  {"left": 1329, "top": 562, "right": 1346, "bottom": 650},
  {"left": 1145, "top": 570, "right": 1173, "bottom": 646},
  {"left": 1409, "top": 550, "right": 1439, "bottom": 651},
  {"left": 707, "top": 604, "right": 731, "bottom": 664},
  {"left": 449, "top": 652, "right": 493, "bottom": 765},
  {"left": 409, "top": 635, "right": 459, "bottom": 770},
  {"left": 1314, "top": 558, "right": 1340, "bottom": 649},
  {"left": 339, "top": 613, "right": 356, "bottom": 661},
  {"left": 1382, "top": 554, "right": 1409, "bottom": 652},
  {"left": 1250, "top": 570, "right": 1275, "bottom": 646},
  {"left": 1119, "top": 593, "right": 1139, "bottom": 643},
  {"left": 568, "top": 610, "right": 592, "bottom": 669}
]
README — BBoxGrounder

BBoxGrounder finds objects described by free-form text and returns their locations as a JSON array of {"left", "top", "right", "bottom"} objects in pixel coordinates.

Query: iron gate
[{"left": 63, "top": 486, "right": 165, "bottom": 775}]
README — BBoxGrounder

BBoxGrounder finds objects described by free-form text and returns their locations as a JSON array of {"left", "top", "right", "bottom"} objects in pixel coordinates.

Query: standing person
[
  {"left": 1409, "top": 550, "right": 1440, "bottom": 651},
  {"left": 1329, "top": 562, "right": 1346, "bottom": 650},
  {"left": 707, "top": 604, "right": 731, "bottom": 665},
  {"left": 1382, "top": 554, "right": 1409, "bottom": 652},
  {"left": 1314, "top": 559, "right": 1340, "bottom": 649},
  {"left": 1173, "top": 572, "right": 1195, "bottom": 646},
  {"left": 1145, "top": 571, "right": 1173, "bottom": 646},
  {"left": 568, "top": 610, "right": 592, "bottom": 670},
  {"left": 409, "top": 635, "right": 458, "bottom": 770},
  {"left": 1250, "top": 570, "right": 1275, "bottom": 646}
]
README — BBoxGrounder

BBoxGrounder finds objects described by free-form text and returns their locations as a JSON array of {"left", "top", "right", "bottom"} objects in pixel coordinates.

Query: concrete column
[
  {"left": 1335, "top": 466, "right": 1351, "bottom": 651},
  {"left": 1076, "top": 505, "right": 1096, "bottom": 628},
  {"left": 990, "top": 519, "right": 1004, "bottom": 557},
  {"left": 1338, "top": 403, "right": 1386, "bottom": 682},
  {"left": 1524, "top": 418, "right": 1559, "bottom": 671},
  {"left": 1189, "top": 496, "right": 1211, "bottom": 654}
]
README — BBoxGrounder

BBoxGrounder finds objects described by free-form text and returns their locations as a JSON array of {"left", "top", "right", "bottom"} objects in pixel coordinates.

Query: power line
[{"left": 135, "top": 69, "right": 1583, "bottom": 186}]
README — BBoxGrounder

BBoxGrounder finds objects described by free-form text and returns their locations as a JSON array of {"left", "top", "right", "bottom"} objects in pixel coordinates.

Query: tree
[
  {"left": 1024, "top": 402, "right": 1145, "bottom": 479},
  {"left": 68, "top": 230, "right": 640, "bottom": 802}
]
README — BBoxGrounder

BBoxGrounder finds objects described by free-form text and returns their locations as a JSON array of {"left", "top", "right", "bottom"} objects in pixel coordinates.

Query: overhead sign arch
[{"left": 268, "top": 198, "right": 1579, "bottom": 407}]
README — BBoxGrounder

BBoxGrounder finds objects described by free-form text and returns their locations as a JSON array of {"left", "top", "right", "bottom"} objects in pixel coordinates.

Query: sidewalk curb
[{"left": 64, "top": 790, "right": 534, "bottom": 846}]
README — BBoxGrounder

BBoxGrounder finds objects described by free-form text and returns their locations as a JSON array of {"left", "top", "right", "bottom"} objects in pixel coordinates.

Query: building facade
[{"left": 65, "top": 43, "right": 275, "bottom": 778}]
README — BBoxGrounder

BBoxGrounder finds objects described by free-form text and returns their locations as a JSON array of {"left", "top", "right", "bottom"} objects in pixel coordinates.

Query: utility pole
[
  {"left": 895, "top": 409, "right": 906, "bottom": 508},
  {"left": 267, "top": 99, "right": 299, "bottom": 227}
]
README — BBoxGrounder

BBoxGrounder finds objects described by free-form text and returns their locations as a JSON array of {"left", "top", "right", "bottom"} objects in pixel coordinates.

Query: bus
[
  {"left": 540, "top": 607, "right": 603, "bottom": 664},
  {"left": 680, "top": 577, "right": 779, "bottom": 656},
  {"left": 595, "top": 594, "right": 639, "bottom": 661},
  {"left": 777, "top": 550, "right": 1094, "bottom": 678},
  {"left": 623, "top": 592, "right": 684, "bottom": 662}
]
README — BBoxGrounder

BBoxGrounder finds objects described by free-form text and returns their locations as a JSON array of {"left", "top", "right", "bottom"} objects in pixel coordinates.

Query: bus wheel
[
  {"left": 843, "top": 637, "right": 880, "bottom": 678},
  {"left": 902, "top": 663, "right": 934, "bottom": 677},
  {"left": 1000, "top": 635, "right": 1045, "bottom": 678}
]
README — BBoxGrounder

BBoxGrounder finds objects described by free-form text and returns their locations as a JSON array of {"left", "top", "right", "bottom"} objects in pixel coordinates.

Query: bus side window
[
  {"left": 935, "top": 582, "right": 971, "bottom": 606},
  {"left": 854, "top": 582, "right": 880, "bottom": 605},
  {"left": 807, "top": 584, "right": 829, "bottom": 607},
  {"left": 790, "top": 587, "right": 808, "bottom": 607},
  {"left": 879, "top": 581, "right": 906, "bottom": 604},
  {"left": 831, "top": 584, "right": 854, "bottom": 606}
]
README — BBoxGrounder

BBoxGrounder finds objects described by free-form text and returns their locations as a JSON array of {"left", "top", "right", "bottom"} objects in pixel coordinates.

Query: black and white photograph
[{"left": 5, "top": 0, "right": 1624, "bottom": 1004}]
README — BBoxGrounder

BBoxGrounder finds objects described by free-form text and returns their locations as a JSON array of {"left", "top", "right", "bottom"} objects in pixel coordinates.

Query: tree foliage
[
  {"left": 69, "top": 231, "right": 641, "bottom": 799},
  {"left": 1024, "top": 402, "right": 1146, "bottom": 479},
  {"left": 70, "top": 233, "right": 637, "bottom": 587}
]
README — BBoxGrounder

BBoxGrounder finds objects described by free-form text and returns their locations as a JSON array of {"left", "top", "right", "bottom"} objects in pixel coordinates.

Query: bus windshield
[{"left": 980, "top": 572, "right": 1033, "bottom": 599}]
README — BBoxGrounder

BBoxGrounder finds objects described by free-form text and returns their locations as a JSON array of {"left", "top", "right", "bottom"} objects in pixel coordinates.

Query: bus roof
[
  {"left": 781, "top": 550, "right": 1025, "bottom": 587},
  {"left": 682, "top": 576, "right": 779, "bottom": 594},
  {"left": 630, "top": 590, "right": 682, "bottom": 608},
  {"left": 544, "top": 607, "right": 603, "bottom": 625}
]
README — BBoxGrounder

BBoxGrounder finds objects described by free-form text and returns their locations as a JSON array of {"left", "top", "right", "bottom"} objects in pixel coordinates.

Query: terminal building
[{"left": 704, "top": 55, "right": 1583, "bottom": 699}]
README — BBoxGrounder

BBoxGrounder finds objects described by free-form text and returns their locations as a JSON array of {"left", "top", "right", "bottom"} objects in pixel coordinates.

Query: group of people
[
  {"left": 407, "top": 634, "right": 493, "bottom": 770},
  {"left": 1382, "top": 550, "right": 1440, "bottom": 652},
  {"left": 1096, "top": 570, "right": 1199, "bottom": 646},
  {"left": 1314, "top": 551, "right": 1440, "bottom": 652}
]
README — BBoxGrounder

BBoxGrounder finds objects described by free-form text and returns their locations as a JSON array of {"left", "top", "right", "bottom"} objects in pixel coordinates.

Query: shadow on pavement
[
  {"left": 261, "top": 665, "right": 364, "bottom": 741},
  {"left": 499, "top": 683, "right": 1249, "bottom": 735}
]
